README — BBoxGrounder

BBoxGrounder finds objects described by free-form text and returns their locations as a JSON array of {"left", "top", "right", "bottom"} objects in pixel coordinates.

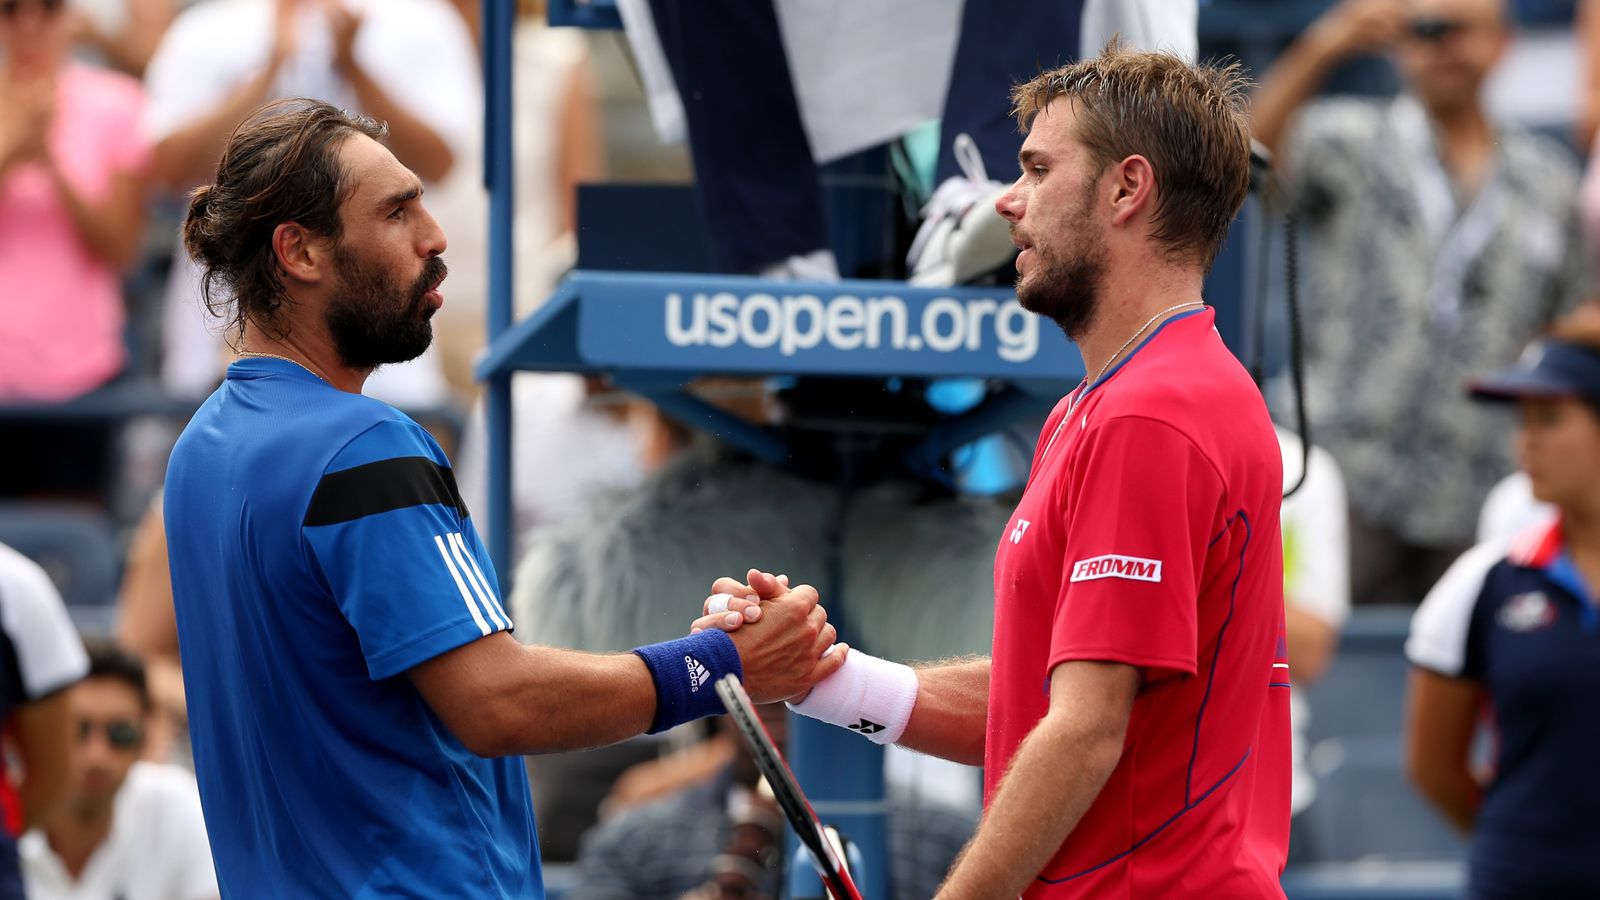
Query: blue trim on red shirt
[{"left": 1080, "top": 308, "right": 1210, "bottom": 402}]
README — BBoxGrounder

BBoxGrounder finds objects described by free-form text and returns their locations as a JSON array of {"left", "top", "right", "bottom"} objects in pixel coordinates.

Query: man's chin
[
  {"left": 1015, "top": 278, "right": 1048, "bottom": 317},
  {"left": 337, "top": 331, "right": 434, "bottom": 371}
]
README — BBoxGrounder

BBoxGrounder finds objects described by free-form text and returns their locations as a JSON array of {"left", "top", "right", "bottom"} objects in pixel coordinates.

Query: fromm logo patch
[{"left": 1070, "top": 554, "right": 1162, "bottom": 584}]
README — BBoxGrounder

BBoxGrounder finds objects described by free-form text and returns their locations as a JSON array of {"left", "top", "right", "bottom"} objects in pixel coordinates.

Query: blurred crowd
[{"left": 8, "top": 0, "right": 1600, "bottom": 897}]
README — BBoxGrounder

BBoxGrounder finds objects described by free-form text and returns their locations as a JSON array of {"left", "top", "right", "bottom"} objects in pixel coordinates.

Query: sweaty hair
[
  {"left": 182, "top": 99, "right": 388, "bottom": 341},
  {"left": 82, "top": 639, "right": 150, "bottom": 712},
  {"left": 1010, "top": 41, "right": 1253, "bottom": 270}
]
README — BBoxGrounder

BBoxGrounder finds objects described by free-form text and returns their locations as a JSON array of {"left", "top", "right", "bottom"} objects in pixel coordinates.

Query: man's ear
[
  {"left": 1109, "top": 154, "right": 1157, "bottom": 228},
  {"left": 271, "top": 222, "right": 333, "bottom": 286}
]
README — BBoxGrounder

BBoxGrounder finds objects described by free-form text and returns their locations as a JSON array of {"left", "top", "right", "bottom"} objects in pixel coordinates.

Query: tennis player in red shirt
[{"left": 710, "top": 44, "right": 1291, "bottom": 898}]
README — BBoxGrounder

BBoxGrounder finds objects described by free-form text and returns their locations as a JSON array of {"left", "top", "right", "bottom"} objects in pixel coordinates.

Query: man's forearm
[
  {"left": 16, "top": 693, "right": 73, "bottom": 830},
  {"left": 153, "top": 66, "right": 278, "bottom": 188},
  {"left": 1414, "top": 765, "right": 1480, "bottom": 835},
  {"left": 1250, "top": 23, "right": 1345, "bottom": 156},
  {"left": 936, "top": 710, "right": 1125, "bottom": 899},
  {"left": 1284, "top": 603, "right": 1337, "bottom": 685},
  {"left": 896, "top": 658, "right": 990, "bottom": 765},
  {"left": 484, "top": 647, "right": 658, "bottom": 756},
  {"left": 46, "top": 166, "right": 144, "bottom": 268},
  {"left": 411, "top": 633, "right": 659, "bottom": 758},
  {"left": 341, "top": 62, "right": 453, "bottom": 183}
]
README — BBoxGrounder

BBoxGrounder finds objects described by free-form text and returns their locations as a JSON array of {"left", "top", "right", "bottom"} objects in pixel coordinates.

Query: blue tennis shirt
[{"left": 164, "top": 358, "right": 540, "bottom": 898}]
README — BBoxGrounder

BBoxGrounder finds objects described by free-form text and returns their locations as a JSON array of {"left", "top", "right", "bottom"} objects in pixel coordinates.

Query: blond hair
[{"left": 1010, "top": 41, "right": 1252, "bottom": 269}]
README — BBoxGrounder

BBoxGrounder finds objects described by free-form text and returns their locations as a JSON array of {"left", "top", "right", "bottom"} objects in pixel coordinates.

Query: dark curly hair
[{"left": 182, "top": 99, "right": 388, "bottom": 342}]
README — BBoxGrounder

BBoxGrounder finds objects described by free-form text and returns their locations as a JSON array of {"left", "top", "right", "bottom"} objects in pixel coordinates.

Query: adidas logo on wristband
[
  {"left": 685, "top": 656, "right": 711, "bottom": 691},
  {"left": 847, "top": 719, "right": 885, "bottom": 735}
]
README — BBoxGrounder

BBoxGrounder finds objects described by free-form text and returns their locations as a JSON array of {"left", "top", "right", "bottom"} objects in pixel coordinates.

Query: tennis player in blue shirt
[{"left": 162, "top": 99, "right": 843, "bottom": 899}]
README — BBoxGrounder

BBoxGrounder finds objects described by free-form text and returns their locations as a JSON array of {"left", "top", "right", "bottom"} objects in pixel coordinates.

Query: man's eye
[{"left": 389, "top": 207, "right": 405, "bottom": 220}]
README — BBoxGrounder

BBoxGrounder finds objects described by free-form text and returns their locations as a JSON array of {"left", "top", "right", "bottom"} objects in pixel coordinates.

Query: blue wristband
[{"left": 633, "top": 630, "right": 744, "bottom": 734}]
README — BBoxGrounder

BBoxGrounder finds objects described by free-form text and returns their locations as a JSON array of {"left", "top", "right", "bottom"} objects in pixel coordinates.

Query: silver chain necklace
[{"left": 1044, "top": 300, "right": 1206, "bottom": 460}]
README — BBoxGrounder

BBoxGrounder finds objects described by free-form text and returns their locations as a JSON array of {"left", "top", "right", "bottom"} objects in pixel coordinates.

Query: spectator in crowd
[
  {"left": 1473, "top": 303, "right": 1600, "bottom": 547},
  {"left": 0, "top": 0, "right": 149, "bottom": 403},
  {"left": 21, "top": 642, "right": 217, "bottom": 900},
  {"left": 569, "top": 705, "right": 974, "bottom": 900},
  {"left": 143, "top": 0, "right": 477, "bottom": 403},
  {"left": 1276, "top": 426, "right": 1351, "bottom": 861},
  {"left": 0, "top": 542, "right": 88, "bottom": 900},
  {"left": 1405, "top": 314, "right": 1600, "bottom": 897},
  {"left": 66, "top": 0, "right": 174, "bottom": 77},
  {"left": 1252, "top": 0, "right": 1587, "bottom": 605}
]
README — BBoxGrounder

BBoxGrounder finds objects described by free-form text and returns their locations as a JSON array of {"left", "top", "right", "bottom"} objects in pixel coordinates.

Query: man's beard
[
  {"left": 1015, "top": 228, "right": 1106, "bottom": 341},
  {"left": 324, "top": 243, "right": 445, "bottom": 370}
]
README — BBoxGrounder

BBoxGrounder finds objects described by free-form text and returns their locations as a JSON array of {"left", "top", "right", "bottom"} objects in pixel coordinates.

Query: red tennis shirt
[{"left": 988, "top": 308, "right": 1291, "bottom": 897}]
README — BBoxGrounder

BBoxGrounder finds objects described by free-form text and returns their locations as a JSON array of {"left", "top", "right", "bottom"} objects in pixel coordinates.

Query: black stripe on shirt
[{"left": 303, "top": 456, "right": 469, "bottom": 527}]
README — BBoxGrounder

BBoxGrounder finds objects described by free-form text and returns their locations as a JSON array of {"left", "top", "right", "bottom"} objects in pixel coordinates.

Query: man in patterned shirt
[{"left": 1252, "top": 0, "right": 1588, "bottom": 605}]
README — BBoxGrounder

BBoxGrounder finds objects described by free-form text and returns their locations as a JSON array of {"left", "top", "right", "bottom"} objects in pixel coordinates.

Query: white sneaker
[{"left": 906, "top": 134, "right": 1016, "bottom": 287}]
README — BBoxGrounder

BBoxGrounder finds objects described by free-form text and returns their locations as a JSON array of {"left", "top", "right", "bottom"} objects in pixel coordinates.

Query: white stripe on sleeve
[
  {"left": 434, "top": 534, "right": 490, "bottom": 636},
  {"left": 448, "top": 532, "right": 507, "bottom": 632},
  {"left": 452, "top": 531, "right": 512, "bottom": 628}
]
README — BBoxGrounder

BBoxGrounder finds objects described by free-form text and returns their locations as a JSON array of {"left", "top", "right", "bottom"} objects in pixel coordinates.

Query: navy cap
[{"left": 1469, "top": 339, "right": 1600, "bottom": 403}]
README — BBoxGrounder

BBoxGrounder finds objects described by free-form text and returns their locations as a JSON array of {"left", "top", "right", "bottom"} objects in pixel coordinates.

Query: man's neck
[
  {"left": 1429, "top": 102, "right": 1492, "bottom": 146},
  {"left": 1427, "top": 102, "right": 1495, "bottom": 189},
  {"left": 239, "top": 328, "right": 368, "bottom": 394},
  {"left": 1073, "top": 260, "right": 1207, "bottom": 383},
  {"left": 44, "top": 804, "right": 114, "bottom": 880}
]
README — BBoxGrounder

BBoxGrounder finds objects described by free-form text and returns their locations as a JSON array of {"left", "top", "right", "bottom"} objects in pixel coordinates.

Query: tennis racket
[{"left": 715, "top": 674, "right": 865, "bottom": 900}]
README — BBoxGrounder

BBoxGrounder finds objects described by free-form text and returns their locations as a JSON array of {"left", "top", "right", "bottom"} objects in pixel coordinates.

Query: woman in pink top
[{"left": 0, "top": 0, "right": 149, "bottom": 402}]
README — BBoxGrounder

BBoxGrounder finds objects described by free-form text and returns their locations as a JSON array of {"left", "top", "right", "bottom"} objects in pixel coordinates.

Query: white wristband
[{"left": 787, "top": 650, "right": 918, "bottom": 745}]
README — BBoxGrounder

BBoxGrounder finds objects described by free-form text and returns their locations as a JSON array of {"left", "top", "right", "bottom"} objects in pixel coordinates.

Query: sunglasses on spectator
[
  {"left": 1408, "top": 17, "right": 1467, "bottom": 41},
  {"left": 0, "top": 0, "right": 63, "bottom": 17},
  {"left": 78, "top": 720, "right": 143, "bottom": 750}
]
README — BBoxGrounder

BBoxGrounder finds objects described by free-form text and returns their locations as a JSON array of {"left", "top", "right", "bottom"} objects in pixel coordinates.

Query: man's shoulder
[
  {"left": 1090, "top": 336, "right": 1279, "bottom": 495},
  {"left": 1498, "top": 124, "right": 1582, "bottom": 191},
  {"left": 169, "top": 381, "right": 438, "bottom": 517},
  {"left": 1100, "top": 326, "right": 1265, "bottom": 436},
  {"left": 319, "top": 401, "right": 450, "bottom": 472}
]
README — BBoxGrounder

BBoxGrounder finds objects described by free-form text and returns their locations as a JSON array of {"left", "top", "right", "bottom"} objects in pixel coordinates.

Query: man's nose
[{"left": 996, "top": 179, "right": 1026, "bottom": 223}]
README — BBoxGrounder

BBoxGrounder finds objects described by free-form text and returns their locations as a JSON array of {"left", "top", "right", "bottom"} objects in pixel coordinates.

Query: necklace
[
  {"left": 1043, "top": 300, "right": 1206, "bottom": 460},
  {"left": 237, "top": 350, "right": 328, "bottom": 383},
  {"left": 1085, "top": 301, "right": 1205, "bottom": 392}
]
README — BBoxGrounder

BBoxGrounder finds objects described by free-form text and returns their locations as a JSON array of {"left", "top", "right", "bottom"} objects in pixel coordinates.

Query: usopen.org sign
[{"left": 572, "top": 274, "right": 1079, "bottom": 380}]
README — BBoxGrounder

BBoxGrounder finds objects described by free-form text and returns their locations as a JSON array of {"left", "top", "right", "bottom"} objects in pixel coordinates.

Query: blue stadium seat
[{"left": 0, "top": 501, "right": 120, "bottom": 636}]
